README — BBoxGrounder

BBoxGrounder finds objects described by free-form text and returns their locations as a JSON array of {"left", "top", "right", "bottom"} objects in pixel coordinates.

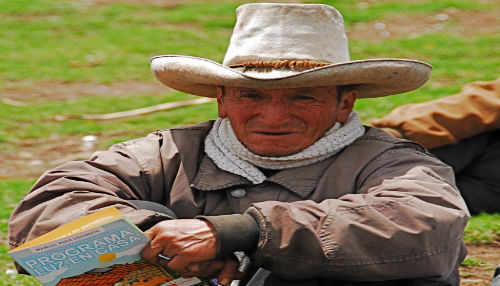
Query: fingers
[
  {"left": 141, "top": 222, "right": 174, "bottom": 265},
  {"left": 143, "top": 248, "right": 243, "bottom": 285},
  {"left": 140, "top": 219, "right": 241, "bottom": 283},
  {"left": 140, "top": 241, "right": 163, "bottom": 266},
  {"left": 142, "top": 219, "right": 219, "bottom": 263},
  {"left": 164, "top": 254, "right": 191, "bottom": 274},
  {"left": 182, "top": 255, "right": 243, "bottom": 285},
  {"left": 182, "top": 259, "right": 225, "bottom": 277},
  {"left": 217, "top": 255, "right": 242, "bottom": 286}
]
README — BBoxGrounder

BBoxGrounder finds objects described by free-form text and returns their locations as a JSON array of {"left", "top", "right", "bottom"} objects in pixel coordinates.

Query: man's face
[{"left": 217, "top": 86, "right": 356, "bottom": 157}]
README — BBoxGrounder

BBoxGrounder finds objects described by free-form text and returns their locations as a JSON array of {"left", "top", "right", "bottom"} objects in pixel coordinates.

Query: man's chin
[
  {"left": 247, "top": 144, "right": 305, "bottom": 157},
  {"left": 243, "top": 134, "right": 310, "bottom": 156}
]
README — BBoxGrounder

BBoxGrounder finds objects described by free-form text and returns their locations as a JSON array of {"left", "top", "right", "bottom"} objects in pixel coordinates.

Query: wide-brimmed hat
[{"left": 151, "top": 3, "right": 432, "bottom": 98}]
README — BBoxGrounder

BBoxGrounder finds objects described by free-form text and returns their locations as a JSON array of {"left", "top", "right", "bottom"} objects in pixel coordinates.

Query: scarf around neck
[{"left": 204, "top": 112, "right": 365, "bottom": 184}]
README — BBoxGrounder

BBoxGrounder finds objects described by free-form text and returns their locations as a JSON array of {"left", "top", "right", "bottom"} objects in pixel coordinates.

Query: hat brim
[{"left": 151, "top": 55, "right": 432, "bottom": 99}]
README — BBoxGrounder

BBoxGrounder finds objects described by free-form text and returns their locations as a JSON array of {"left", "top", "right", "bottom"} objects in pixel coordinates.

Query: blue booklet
[{"left": 9, "top": 207, "right": 210, "bottom": 286}]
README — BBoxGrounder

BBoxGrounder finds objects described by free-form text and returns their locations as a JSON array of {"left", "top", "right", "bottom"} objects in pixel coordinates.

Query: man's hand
[
  {"left": 140, "top": 219, "right": 241, "bottom": 285},
  {"left": 141, "top": 219, "right": 218, "bottom": 269}
]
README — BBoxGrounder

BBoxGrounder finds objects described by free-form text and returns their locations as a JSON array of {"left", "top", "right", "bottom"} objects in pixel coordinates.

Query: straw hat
[{"left": 151, "top": 3, "right": 431, "bottom": 98}]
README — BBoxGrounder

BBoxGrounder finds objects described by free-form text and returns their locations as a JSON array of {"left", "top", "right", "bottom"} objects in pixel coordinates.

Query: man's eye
[
  {"left": 293, "top": 95, "right": 315, "bottom": 100},
  {"left": 240, "top": 93, "right": 261, "bottom": 99}
]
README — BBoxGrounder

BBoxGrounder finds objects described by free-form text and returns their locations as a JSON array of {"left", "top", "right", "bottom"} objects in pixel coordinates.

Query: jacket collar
[{"left": 191, "top": 154, "right": 336, "bottom": 199}]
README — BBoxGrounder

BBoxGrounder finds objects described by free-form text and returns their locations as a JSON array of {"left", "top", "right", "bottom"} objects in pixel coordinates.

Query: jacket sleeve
[
  {"left": 8, "top": 132, "right": 173, "bottom": 252},
  {"left": 371, "top": 77, "right": 500, "bottom": 149},
  {"left": 245, "top": 147, "right": 470, "bottom": 281}
]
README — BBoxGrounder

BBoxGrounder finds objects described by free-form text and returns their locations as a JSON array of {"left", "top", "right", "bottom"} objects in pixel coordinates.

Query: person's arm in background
[{"left": 371, "top": 77, "right": 500, "bottom": 149}]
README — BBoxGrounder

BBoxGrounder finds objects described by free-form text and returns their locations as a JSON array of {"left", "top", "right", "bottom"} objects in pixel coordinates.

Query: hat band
[{"left": 229, "top": 59, "right": 331, "bottom": 69}]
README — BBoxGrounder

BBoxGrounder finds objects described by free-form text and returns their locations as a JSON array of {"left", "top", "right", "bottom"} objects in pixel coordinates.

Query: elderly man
[{"left": 9, "top": 3, "right": 469, "bottom": 286}]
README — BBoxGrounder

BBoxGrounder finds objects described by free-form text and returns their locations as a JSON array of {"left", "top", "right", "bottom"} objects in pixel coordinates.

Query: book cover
[{"left": 9, "top": 207, "right": 211, "bottom": 286}]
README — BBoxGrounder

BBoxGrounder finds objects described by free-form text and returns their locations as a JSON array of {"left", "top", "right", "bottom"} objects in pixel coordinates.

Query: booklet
[{"left": 9, "top": 206, "right": 213, "bottom": 286}]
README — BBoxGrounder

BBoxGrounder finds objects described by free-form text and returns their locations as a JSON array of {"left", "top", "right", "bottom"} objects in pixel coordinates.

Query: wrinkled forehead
[{"left": 223, "top": 85, "right": 339, "bottom": 96}]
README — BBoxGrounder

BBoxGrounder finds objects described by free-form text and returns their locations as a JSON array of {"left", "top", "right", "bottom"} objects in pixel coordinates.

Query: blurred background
[{"left": 0, "top": 0, "right": 499, "bottom": 285}]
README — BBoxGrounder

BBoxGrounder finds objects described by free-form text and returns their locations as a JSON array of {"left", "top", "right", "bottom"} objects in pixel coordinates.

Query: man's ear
[
  {"left": 216, "top": 86, "right": 228, "bottom": 118},
  {"left": 335, "top": 90, "right": 357, "bottom": 123}
]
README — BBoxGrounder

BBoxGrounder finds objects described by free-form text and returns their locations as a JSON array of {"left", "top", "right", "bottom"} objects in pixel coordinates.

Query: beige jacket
[
  {"left": 371, "top": 77, "right": 500, "bottom": 149},
  {"left": 9, "top": 123, "right": 469, "bottom": 284}
]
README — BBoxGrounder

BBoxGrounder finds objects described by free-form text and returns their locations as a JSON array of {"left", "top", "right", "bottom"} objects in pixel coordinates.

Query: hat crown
[
  {"left": 151, "top": 3, "right": 431, "bottom": 99},
  {"left": 223, "top": 3, "right": 351, "bottom": 67}
]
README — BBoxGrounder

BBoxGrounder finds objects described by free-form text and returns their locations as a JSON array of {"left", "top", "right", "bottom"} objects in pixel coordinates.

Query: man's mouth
[
  {"left": 254, "top": 131, "right": 295, "bottom": 137},
  {"left": 260, "top": 132, "right": 291, "bottom": 135}
]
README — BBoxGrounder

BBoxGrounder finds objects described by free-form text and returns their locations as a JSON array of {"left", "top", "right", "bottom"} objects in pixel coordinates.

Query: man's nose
[{"left": 259, "top": 100, "right": 292, "bottom": 126}]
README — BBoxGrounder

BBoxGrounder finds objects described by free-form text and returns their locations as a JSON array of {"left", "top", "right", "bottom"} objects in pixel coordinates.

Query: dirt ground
[
  {"left": 462, "top": 244, "right": 500, "bottom": 286},
  {"left": 0, "top": 81, "right": 170, "bottom": 179},
  {"left": 2, "top": 4, "right": 499, "bottom": 285}
]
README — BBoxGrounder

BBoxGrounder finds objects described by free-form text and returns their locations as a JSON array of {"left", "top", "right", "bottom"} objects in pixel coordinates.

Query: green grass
[
  {"left": 316, "top": 0, "right": 494, "bottom": 24},
  {"left": 461, "top": 257, "right": 487, "bottom": 267},
  {"left": 1, "top": 0, "right": 498, "bottom": 86},
  {"left": 1, "top": 0, "right": 499, "bottom": 284},
  {"left": 0, "top": 91, "right": 217, "bottom": 144},
  {"left": 0, "top": 180, "right": 40, "bottom": 285},
  {"left": 463, "top": 213, "right": 500, "bottom": 244},
  {"left": 0, "top": 1, "right": 235, "bottom": 84}
]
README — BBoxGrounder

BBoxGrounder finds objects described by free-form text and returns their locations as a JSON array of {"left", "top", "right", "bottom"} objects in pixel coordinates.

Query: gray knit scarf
[{"left": 205, "top": 112, "right": 365, "bottom": 184}]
